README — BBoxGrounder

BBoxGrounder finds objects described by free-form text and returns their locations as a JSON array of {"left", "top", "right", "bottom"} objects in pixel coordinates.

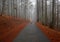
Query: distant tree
[
  {"left": 42, "top": 0, "right": 43, "bottom": 24},
  {"left": 16, "top": 0, "right": 17, "bottom": 18},
  {"left": 49, "top": 0, "right": 55, "bottom": 28},
  {"left": 37, "top": 0, "right": 39, "bottom": 22},
  {"left": 24, "top": 0, "right": 27, "bottom": 20},
  {"left": 57, "top": 0, "right": 59, "bottom": 28},
  {"left": 1, "top": 0, "right": 6, "bottom": 16},
  {"left": 45, "top": 0, "right": 47, "bottom": 25}
]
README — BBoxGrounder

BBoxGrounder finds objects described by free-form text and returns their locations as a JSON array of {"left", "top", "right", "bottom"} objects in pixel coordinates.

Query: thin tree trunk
[
  {"left": 42, "top": 0, "right": 43, "bottom": 24},
  {"left": 11, "top": 0, "right": 13, "bottom": 16},
  {"left": 11, "top": 0, "right": 12, "bottom": 16},
  {"left": 45, "top": 0, "right": 47, "bottom": 25},
  {"left": 57, "top": 0, "right": 59, "bottom": 29},
  {"left": 24, "top": 0, "right": 26, "bottom": 20},
  {"left": 8, "top": 0, "right": 9, "bottom": 16},
  {"left": 1, "top": 0, "right": 6, "bottom": 16},
  {"left": 16, "top": 0, "right": 17, "bottom": 18},
  {"left": 19, "top": 0, "right": 21, "bottom": 17},
  {"left": 37, "top": 0, "right": 39, "bottom": 22},
  {"left": 50, "top": 0, "right": 55, "bottom": 28}
]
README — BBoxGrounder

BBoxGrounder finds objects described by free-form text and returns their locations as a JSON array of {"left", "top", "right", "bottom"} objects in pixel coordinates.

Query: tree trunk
[
  {"left": 45, "top": 0, "right": 47, "bottom": 25},
  {"left": 42, "top": 0, "right": 43, "bottom": 24},
  {"left": 49, "top": 0, "right": 55, "bottom": 28},
  {"left": 57, "top": 0, "right": 59, "bottom": 29},
  {"left": 1, "top": 0, "right": 6, "bottom": 16},
  {"left": 37, "top": 0, "right": 39, "bottom": 22}
]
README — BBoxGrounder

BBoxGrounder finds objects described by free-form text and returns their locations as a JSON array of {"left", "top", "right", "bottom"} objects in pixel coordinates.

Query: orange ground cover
[
  {"left": 0, "top": 16, "right": 28, "bottom": 42},
  {"left": 2, "top": 23, "right": 28, "bottom": 42},
  {"left": 36, "top": 22, "right": 60, "bottom": 42}
]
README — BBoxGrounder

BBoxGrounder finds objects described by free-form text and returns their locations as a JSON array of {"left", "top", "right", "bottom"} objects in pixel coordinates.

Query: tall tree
[
  {"left": 16, "top": 0, "right": 17, "bottom": 18},
  {"left": 24, "top": 0, "right": 27, "bottom": 20},
  {"left": 8, "top": 0, "right": 9, "bottom": 16},
  {"left": 45, "top": 0, "right": 47, "bottom": 25},
  {"left": 50, "top": 0, "right": 55, "bottom": 28},
  {"left": 11, "top": 0, "right": 14, "bottom": 16},
  {"left": 1, "top": 0, "right": 6, "bottom": 16},
  {"left": 42, "top": 0, "right": 43, "bottom": 24},
  {"left": 19, "top": 0, "right": 21, "bottom": 17},
  {"left": 57, "top": 0, "right": 59, "bottom": 29},
  {"left": 37, "top": 0, "right": 39, "bottom": 22}
]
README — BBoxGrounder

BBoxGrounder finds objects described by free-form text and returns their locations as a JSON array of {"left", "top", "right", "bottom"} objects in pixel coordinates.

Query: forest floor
[
  {"left": 0, "top": 15, "right": 28, "bottom": 42},
  {"left": 36, "top": 22, "right": 60, "bottom": 42}
]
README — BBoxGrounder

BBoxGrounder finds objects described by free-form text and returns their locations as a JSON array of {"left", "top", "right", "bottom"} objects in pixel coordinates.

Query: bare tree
[
  {"left": 49, "top": 0, "right": 55, "bottom": 28},
  {"left": 57, "top": 0, "right": 59, "bottom": 29},
  {"left": 1, "top": 0, "right": 6, "bottom": 16},
  {"left": 24, "top": 0, "right": 27, "bottom": 20},
  {"left": 16, "top": 0, "right": 17, "bottom": 18},
  {"left": 11, "top": 0, "right": 13, "bottom": 16},
  {"left": 42, "top": 0, "right": 43, "bottom": 24},
  {"left": 45, "top": 0, "right": 47, "bottom": 25},
  {"left": 37, "top": 0, "right": 39, "bottom": 22}
]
